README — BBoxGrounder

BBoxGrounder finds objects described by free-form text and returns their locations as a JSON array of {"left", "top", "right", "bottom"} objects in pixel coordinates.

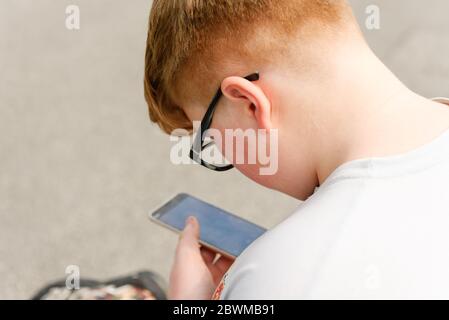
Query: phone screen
[{"left": 152, "top": 194, "right": 266, "bottom": 257}]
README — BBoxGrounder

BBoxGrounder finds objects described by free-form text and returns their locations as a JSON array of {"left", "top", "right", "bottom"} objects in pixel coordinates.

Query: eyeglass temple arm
[{"left": 191, "top": 72, "right": 260, "bottom": 158}]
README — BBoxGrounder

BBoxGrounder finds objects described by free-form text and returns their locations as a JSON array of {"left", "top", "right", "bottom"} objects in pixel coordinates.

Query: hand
[{"left": 168, "top": 216, "right": 235, "bottom": 300}]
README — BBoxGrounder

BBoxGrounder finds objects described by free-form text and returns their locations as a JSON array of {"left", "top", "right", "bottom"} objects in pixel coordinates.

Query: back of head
[{"left": 144, "top": 0, "right": 357, "bottom": 134}]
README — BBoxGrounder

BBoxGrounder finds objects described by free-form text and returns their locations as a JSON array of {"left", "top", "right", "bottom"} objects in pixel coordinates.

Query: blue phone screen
[{"left": 158, "top": 195, "right": 266, "bottom": 257}]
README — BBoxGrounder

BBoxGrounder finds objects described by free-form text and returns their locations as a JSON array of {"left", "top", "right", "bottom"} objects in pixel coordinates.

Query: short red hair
[{"left": 144, "top": 0, "right": 350, "bottom": 134}]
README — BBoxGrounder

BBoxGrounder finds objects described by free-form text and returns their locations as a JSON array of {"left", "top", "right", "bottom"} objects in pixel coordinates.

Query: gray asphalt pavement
[{"left": 0, "top": 0, "right": 448, "bottom": 299}]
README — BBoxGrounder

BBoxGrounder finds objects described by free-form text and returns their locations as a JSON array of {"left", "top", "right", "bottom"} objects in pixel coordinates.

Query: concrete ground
[{"left": 0, "top": 0, "right": 448, "bottom": 299}]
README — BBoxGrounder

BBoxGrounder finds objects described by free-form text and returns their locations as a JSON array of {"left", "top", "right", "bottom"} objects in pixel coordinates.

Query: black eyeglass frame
[{"left": 189, "top": 72, "right": 260, "bottom": 171}]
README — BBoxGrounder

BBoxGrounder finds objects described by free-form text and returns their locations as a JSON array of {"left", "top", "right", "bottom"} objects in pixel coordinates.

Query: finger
[
  {"left": 214, "top": 255, "right": 235, "bottom": 273},
  {"left": 199, "top": 246, "right": 235, "bottom": 261},
  {"left": 206, "top": 256, "right": 232, "bottom": 287},
  {"left": 176, "top": 216, "right": 200, "bottom": 257},
  {"left": 180, "top": 216, "right": 199, "bottom": 245},
  {"left": 200, "top": 251, "right": 235, "bottom": 285},
  {"left": 200, "top": 246, "right": 235, "bottom": 270},
  {"left": 200, "top": 247, "right": 217, "bottom": 265}
]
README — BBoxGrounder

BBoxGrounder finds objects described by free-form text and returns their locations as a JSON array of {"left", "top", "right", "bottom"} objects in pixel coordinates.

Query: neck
[{"left": 311, "top": 46, "right": 449, "bottom": 187}]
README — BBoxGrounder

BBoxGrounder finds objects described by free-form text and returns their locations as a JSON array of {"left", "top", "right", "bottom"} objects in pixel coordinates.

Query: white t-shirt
[{"left": 216, "top": 98, "right": 449, "bottom": 300}]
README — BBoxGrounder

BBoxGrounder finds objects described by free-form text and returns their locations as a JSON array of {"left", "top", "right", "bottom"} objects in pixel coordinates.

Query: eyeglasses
[{"left": 189, "top": 72, "right": 260, "bottom": 171}]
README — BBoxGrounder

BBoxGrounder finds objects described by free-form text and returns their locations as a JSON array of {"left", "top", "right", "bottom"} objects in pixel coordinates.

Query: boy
[{"left": 144, "top": 0, "right": 449, "bottom": 299}]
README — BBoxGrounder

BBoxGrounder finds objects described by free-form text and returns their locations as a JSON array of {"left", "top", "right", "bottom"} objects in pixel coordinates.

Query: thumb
[{"left": 179, "top": 216, "right": 200, "bottom": 248}]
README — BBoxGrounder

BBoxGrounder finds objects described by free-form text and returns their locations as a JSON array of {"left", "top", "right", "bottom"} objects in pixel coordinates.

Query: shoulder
[{"left": 219, "top": 181, "right": 366, "bottom": 299}]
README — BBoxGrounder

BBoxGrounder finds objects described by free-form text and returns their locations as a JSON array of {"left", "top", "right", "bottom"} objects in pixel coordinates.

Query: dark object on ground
[{"left": 31, "top": 271, "right": 167, "bottom": 300}]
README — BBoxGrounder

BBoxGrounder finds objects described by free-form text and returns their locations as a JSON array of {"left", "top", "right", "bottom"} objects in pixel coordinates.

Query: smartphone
[{"left": 149, "top": 193, "right": 266, "bottom": 258}]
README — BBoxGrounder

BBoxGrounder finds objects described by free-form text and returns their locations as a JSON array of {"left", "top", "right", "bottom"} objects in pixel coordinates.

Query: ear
[{"left": 221, "top": 76, "right": 272, "bottom": 130}]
